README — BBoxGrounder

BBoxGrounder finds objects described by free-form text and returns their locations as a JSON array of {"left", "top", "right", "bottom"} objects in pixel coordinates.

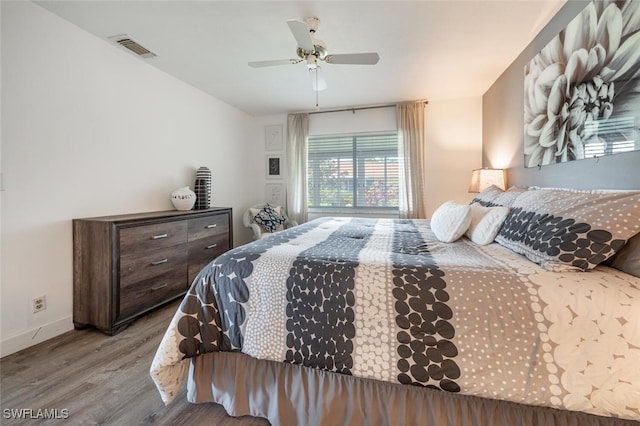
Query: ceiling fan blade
[
  {"left": 287, "top": 19, "right": 314, "bottom": 52},
  {"left": 248, "top": 59, "right": 301, "bottom": 68},
  {"left": 309, "top": 67, "right": 327, "bottom": 91},
  {"left": 325, "top": 52, "right": 380, "bottom": 65}
]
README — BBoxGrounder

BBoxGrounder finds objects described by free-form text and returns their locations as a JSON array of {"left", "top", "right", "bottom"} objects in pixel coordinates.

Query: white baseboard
[{"left": 1, "top": 317, "right": 74, "bottom": 358}]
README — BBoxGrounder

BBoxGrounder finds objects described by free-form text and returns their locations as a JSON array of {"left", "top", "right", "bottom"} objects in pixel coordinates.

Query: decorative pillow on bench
[{"left": 253, "top": 204, "right": 286, "bottom": 233}]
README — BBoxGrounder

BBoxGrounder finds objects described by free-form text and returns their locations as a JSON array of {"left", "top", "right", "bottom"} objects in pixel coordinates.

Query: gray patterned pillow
[
  {"left": 253, "top": 204, "right": 286, "bottom": 233},
  {"left": 472, "top": 186, "right": 527, "bottom": 208},
  {"left": 495, "top": 189, "right": 640, "bottom": 271},
  {"left": 491, "top": 186, "right": 527, "bottom": 207},
  {"left": 606, "top": 232, "right": 640, "bottom": 278},
  {"left": 470, "top": 185, "right": 503, "bottom": 207}
]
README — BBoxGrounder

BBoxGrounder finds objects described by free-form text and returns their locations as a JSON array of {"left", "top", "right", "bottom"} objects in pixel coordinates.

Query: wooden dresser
[{"left": 73, "top": 208, "right": 232, "bottom": 335}]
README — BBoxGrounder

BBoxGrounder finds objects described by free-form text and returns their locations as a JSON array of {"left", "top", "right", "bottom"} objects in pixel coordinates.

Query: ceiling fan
[{"left": 248, "top": 17, "right": 380, "bottom": 91}]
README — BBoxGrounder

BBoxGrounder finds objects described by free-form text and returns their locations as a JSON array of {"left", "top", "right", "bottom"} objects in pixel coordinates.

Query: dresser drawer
[
  {"left": 118, "top": 244, "right": 188, "bottom": 321},
  {"left": 118, "top": 266, "right": 187, "bottom": 322},
  {"left": 188, "top": 233, "right": 230, "bottom": 284},
  {"left": 120, "top": 244, "right": 188, "bottom": 286},
  {"left": 120, "top": 221, "right": 187, "bottom": 253},
  {"left": 188, "top": 214, "right": 229, "bottom": 241}
]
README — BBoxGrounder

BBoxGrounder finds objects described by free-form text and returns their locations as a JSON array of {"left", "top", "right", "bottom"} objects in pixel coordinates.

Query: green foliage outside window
[{"left": 308, "top": 133, "right": 399, "bottom": 209}]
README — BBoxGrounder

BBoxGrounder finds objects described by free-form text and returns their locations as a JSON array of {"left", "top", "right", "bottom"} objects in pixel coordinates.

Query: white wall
[
  {"left": 0, "top": 1, "right": 259, "bottom": 356},
  {"left": 0, "top": 1, "right": 4, "bottom": 345},
  {"left": 424, "top": 97, "right": 482, "bottom": 216},
  {"left": 309, "top": 107, "right": 397, "bottom": 135}
]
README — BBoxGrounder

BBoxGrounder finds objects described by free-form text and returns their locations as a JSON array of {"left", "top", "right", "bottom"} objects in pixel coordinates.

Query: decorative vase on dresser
[
  {"left": 72, "top": 208, "right": 232, "bottom": 335},
  {"left": 170, "top": 186, "right": 197, "bottom": 210},
  {"left": 194, "top": 166, "right": 212, "bottom": 210}
]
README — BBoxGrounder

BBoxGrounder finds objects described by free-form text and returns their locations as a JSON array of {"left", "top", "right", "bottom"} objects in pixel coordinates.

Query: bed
[{"left": 150, "top": 187, "right": 640, "bottom": 425}]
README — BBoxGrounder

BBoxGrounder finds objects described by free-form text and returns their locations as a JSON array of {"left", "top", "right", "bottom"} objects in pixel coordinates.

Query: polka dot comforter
[{"left": 151, "top": 217, "right": 640, "bottom": 421}]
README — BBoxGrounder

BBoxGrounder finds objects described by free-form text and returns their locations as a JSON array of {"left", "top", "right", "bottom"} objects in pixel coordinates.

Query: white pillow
[
  {"left": 465, "top": 203, "right": 510, "bottom": 245},
  {"left": 430, "top": 201, "right": 472, "bottom": 243}
]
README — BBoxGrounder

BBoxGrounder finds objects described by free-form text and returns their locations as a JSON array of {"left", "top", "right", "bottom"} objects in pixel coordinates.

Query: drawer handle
[
  {"left": 206, "top": 224, "right": 217, "bottom": 229},
  {"left": 151, "top": 258, "right": 168, "bottom": 266},
  {"left": 206, "top": 244, "right": 218, "bottom": 250},
  {"left": 151, "top": 283, "right": 168, "bottom": 291},
  {"left": 152, "top": 233, "right": 168, "bottom": 240}
]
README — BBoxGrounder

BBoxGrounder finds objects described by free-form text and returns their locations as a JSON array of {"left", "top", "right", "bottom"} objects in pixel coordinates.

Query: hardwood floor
[{"left": 0, "top": 300, "right": 270, "bottom": 425}]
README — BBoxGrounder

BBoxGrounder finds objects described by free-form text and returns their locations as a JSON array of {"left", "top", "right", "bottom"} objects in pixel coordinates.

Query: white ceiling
[{"left": 34, "top": 0, "right": 566, "bottom": 116}]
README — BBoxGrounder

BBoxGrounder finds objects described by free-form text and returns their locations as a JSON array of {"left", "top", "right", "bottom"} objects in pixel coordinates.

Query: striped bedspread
[{"left": 151, "top": 217, "right": 640, "bottom": 421}]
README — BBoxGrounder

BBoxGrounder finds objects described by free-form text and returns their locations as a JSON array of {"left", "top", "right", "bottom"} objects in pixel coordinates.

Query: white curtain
[
  {"left": 286, "top": 113, "right": 309, "bottom": 224},
  {"left": 397, "top": 102, "right": 427, "bottom": 219}
]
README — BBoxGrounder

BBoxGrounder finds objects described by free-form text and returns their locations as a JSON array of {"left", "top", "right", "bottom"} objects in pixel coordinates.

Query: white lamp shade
[
  {"left": 310, "top": 67, "right": 327, "bottom": 91},
  {"left": 469, "top": 168, "right": 506, "bottom": 192}
]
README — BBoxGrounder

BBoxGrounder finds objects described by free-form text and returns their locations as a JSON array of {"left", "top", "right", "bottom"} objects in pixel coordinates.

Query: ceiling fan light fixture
[
  {"left": 306, "top": 54, "right": 318, "bottom": 69},
  {"left": 297, "top": 41, "right": 327, "bottom": 62},
  {"left": 310, "top": 67, "right": 327, "bottom": 92},
  {"left": 313, "top": 39, "right": 327, "bottom": 60}
]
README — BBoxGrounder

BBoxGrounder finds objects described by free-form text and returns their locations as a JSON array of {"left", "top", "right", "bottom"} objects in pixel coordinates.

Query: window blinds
[{"left": 307, "top": 133, "right": 399, "bottom": 209}]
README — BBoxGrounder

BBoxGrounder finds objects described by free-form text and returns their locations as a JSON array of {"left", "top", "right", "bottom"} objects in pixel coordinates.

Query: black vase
[
  {"left": 194, "top": 178, "right": 210, "bottom": 210},
  {"left": 194, "top": 166, "right": 212, "bottom": 210}
]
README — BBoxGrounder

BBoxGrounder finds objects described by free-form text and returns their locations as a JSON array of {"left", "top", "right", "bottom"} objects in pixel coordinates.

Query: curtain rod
[{"left": 305, "top": 100, "right": 429, "bottom": 115}]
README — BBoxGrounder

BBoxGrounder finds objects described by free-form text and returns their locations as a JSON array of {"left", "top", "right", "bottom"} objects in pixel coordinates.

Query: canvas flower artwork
[{"left": 524, "top": 0, "right": 640, "bottom": 168}]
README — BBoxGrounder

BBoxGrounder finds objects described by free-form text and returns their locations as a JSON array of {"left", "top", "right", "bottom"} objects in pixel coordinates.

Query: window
[
  {"left": 307, "top": 132, "right": 399, "bottom": 210},
  {"left": 583, "top": 116, "right": 637, "bottom": 157}
]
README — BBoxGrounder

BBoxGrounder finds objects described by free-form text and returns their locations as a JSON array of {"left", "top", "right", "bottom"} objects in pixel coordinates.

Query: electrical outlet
[{"left": 33, "top": 296, "right": 46, "bottom": 313}]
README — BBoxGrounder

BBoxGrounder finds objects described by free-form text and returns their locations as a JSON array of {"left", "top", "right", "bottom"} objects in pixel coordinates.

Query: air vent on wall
[{"left": 108, "top": 34, "right": 156, "bottom": 58}]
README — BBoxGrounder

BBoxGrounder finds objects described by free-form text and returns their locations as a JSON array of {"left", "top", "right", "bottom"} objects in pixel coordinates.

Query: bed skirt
[{"left": 186, "top": 352, "right": 635, "bottom": 426}]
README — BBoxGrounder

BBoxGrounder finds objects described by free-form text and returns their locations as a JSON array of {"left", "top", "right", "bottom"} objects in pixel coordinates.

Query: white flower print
[{"left": 524, "top": 0, "right": 640, "bottom": 167}]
